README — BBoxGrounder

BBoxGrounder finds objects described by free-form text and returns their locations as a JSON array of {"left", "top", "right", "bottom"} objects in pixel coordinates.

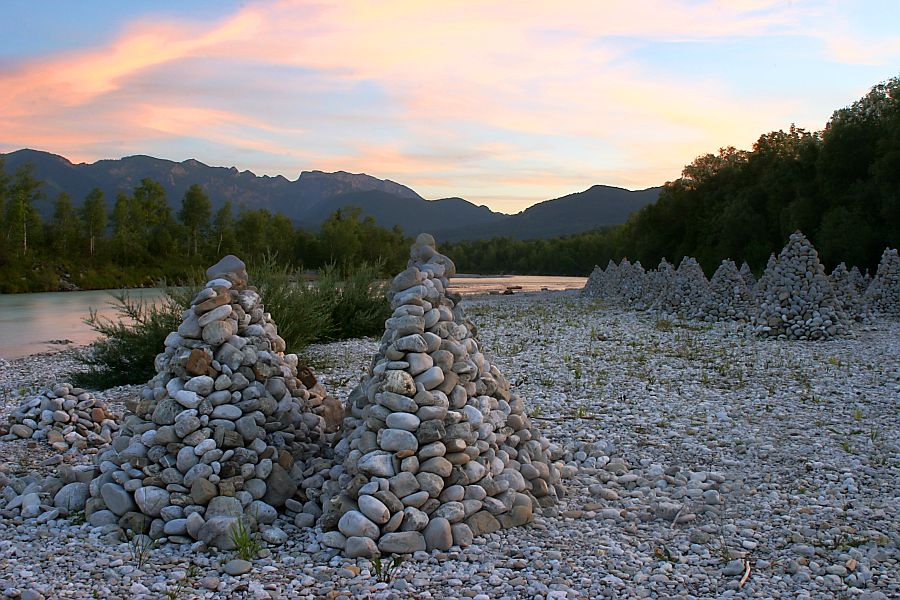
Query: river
[{"left": 0, "top": 275, "right": 585, "bottom": 360}]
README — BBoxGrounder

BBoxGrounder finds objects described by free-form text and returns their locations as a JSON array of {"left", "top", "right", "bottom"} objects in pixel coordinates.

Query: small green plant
[
  {"left": 839, "top": 440, "right": 852, "bottom": 453},
  {"left": 69, "top": 509, "right": 86, "bottom": 526},
  {"left": 229, "top": 518, "right": 261, "bottom": 562},
  {"left": 654, "top": 545, "right": 677, "bottom": 563},
  {"left": 853, "top": 408, "right": 863, "bottom": 421},
  {"left": 528, "top": 404, "right": 543, "bottom": 418},
  {"left": 125, "top": 527, "right": 157, "bottom": 569},
  {"left": 869, "top": 426, "right": 881, "bottom": 444},
  {"left": 655, "top": 319, "right": 674, "bottom": 332},
  {"left": 372, "top": 553, "right": 406, "bottom": 583}
]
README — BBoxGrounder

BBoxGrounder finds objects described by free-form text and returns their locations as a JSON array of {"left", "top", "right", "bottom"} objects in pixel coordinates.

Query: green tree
[
  {"left": 81, "top": 188, "right": 107, "bottom": 257},
  {"left": 51, "top": 191, "right": 80, "bottom": 254},
  {"left": 5, "top": 164, "right": 44, "bottom": 256},
  {"left": 178, "top": 184, "right": 212, "bottom": 256},
  {"left": 111, "top": 191, "right": 141, "bottom": 264},
  {"left": 211, "top": 201, "right": 237, "bottom": 257}
]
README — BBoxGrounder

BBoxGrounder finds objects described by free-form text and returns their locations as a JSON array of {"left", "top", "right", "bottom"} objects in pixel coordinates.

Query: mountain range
[{"left": 1, "top": 149, "right": 659, "bottom": 241}]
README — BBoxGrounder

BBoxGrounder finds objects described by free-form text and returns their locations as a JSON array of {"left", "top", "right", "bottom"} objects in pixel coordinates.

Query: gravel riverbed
[{"left": 0, "top": 291, "right": 897, "bottom": 599}]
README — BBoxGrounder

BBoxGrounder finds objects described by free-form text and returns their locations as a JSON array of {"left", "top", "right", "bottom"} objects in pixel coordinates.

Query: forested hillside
[
  {"left": 446, "top": 76, "right": 899, "bottom": 276},
  {"left": 0, "top": 167, "right": 411, "bottom": 292}
]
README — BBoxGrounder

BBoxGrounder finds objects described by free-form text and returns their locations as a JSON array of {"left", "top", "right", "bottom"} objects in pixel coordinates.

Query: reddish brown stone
[
  {"left": 192, "top": 291, "right": 230, "bottom": 315},
  {"left": 277, "top": 450, "right": 294, "bottom": 470},
  {"left": 186, "top": 348, "right": 211, "bottom": 376},
  {"left": 321, "top": 396, "right": 345, "bottom": 433},
  {"left": 298, "top": 366, "right": 317, "bottom": 388}
]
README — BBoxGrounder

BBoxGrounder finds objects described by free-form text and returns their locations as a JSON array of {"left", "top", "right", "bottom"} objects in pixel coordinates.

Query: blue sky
[{"left": 1, "top": 1, "right": 898, "bottom": 213}]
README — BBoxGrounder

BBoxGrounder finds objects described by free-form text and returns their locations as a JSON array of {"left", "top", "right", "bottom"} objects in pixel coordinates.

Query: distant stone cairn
[{"left": 752, "top": 232, "right": 848, "bottom": 340}]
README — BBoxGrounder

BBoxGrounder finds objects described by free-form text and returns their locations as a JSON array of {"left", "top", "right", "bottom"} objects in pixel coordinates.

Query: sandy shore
[{"left": 0, "top": 290, "right": 897, "bottom": 599}]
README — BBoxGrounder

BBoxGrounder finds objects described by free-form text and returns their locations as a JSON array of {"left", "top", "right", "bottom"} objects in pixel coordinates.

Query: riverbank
[{"left": 0, "top": 291, "right": 897, "bottom": 598}]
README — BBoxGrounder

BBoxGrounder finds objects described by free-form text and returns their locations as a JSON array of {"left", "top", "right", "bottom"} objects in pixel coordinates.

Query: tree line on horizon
[
  {"left": 445, "top": 76, "right": 899, "bottom": 277},
  {"left": 0, "top": 168, "right": 412, "bottom": 292},
  {"left": 1, "top": 76, "right": 897, "bottom": 293}
]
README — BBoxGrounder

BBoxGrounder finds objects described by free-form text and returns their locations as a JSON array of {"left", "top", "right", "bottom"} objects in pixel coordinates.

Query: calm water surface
[{"left": 0, "top": 276, "right": 585, "bottom": 359}]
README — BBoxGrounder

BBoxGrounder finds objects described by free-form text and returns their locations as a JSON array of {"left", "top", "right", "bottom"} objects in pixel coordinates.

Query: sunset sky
[{"left": 1, "top": 1, "right": 898, "bottom": 213}]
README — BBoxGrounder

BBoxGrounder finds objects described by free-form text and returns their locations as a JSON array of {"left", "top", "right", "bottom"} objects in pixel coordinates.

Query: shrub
[
  {"left": 71, "top": 258, "right": 389, "bottom": 389},
  {"left": 71, "top": 291, "right": 187, "bottom": 388},
  {"left": 317, "top": 261, "right": 391, "bottom": 341},
  {"left": 248, "top": 255, "right": 335, "bottom": 350}
]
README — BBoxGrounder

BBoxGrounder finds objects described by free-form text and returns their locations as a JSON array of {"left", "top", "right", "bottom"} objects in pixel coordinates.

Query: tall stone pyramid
[
  {"left": 599, "top": 259, "right": 621, "bottom": 301},
  {"left": 864, "top": 248, "right": 900, "bottom": 318},
  {"left": 829, "top": 263, "right": 869, "bottom": 322},
  {"left": 643, "top": 258, "right": 675, "bottom": 308},
  {"left": 621, "top": 260, "right": 649, "bottom": 309},
  {"left": 849, "top": 266, "right": 869, "bottom": 296},
  {"left": 330, "top": 235, "right": 563, "bottom": 558},
  {"left": 87, "top": 256, "right": 335, "bottom": 547},
  {"left": 706, "top": 259, "right": 754, "bottom": 322},
  {"left": 739, "top": 261, "right": 757, "bottom": 295},
  {"left": 752, "top": 232, "right": 848, "bottom": 340},
  {"left": 651, "top": 256, "right": 711, "bottom": 318},
  {"left": 581, "top": 265, "right": 603, "bottom": 298}
]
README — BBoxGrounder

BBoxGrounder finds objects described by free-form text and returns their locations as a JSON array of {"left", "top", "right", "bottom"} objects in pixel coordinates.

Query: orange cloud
[{"left": 1, "top": 0, "right": 896, "bottom": 212}]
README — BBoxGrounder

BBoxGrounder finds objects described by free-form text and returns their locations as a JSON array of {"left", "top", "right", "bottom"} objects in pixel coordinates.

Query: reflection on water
[
  {"left": 0, "top": 288, "right": 166, "bottom": 360},
  {"left": 0, "top": 275, "right": 585, "bottom": 360},
  {"left": 450, "top": 275, "right": 586, "bottom": 295}
]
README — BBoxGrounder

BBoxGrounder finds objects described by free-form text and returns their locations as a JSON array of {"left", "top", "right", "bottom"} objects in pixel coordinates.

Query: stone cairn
[
  {"left": 642, "top": 258, "right": 675, "bottom": 308},
  {"left": 85, "top": 256, "right": 336, "bottom": 547},
  {"left": 705, "top": 259, "right": 754, "bottom": 322},
  {"left": 650, "top": 256, "right": 711, "bottom": 319},
  {"left": 593, "top": 259, "right": 621, "bottom": 302},
  {"left": 865, "top": 247, "right": 900, "bottom": 318},
  {"left": 618, "top": 259, "right": 649, "bottom": 309},
  {"left": 326, "top": 234, "right": 564, "bottom": 558},
  {"left": 1, "top": 384, "right": 120, "bottom": 453},
  {"left": 849, "top": 266, "right": 869, "bottom": 296},
  {"left": 752, "top": 232, "right": 848, "bottom": 340},
  {"left": 581, "top": 265, "right": 603, "bottom": 298},
  {"left": 829, "top": 263, "right": 869, "bottom": 322},
  {"left": 739, "top": 262, "right": 757, "bottom": 295}
]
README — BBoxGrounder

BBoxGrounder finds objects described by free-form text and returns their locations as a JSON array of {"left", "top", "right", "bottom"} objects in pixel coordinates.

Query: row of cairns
[
  {"left": 322, "top": 234, "right": 567, "bottom": 558},
  {"left": 0, "top": 384, "right": 120, "bottom": 453},
  {"left": 582, "top": 232, "right": 898, "bottom": 337},
  {"left": 83, "top": 256, "right": 342, "bottom": 548}
]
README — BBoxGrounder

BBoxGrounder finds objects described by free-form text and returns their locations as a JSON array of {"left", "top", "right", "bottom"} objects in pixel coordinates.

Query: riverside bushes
[{"left": 71, "top": 259, "right": 390, "bottom": 388}]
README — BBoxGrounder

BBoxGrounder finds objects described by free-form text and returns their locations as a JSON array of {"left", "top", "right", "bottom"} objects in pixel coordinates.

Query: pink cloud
[{"left": 1, "top": 0, "right": 896, "bottom": 212}]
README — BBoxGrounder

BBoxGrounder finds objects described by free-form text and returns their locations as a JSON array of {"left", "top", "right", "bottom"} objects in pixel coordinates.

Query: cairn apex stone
[{"left": 206, "top": 255, "right": 248, "bottom": 286}]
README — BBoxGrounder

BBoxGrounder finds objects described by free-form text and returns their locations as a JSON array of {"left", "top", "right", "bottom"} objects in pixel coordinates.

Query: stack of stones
[
  {"left": 581, "top": 265, "right": 603, "bottom": 298},
  {"left": 327, "top": 234, "right": 564, "bottom": 558},
  {"left": 739, "top": 262, "right": 757, "bottom": 295},
  {"left": 617, "top": 259, "right": 648, "bottom": 309},
  {"left": 752, "top": 232, "right": 848, "bottom": 340},
  {"left": 755, "top": 254, "right": 777, "bottom": 299},
  {"left": 650, "top": 256, "right": 711, "bottom": 319},
  {"left": 829, "top": 263, "right": 869, "bottom": 322},
  {"left": 865, "top": 248, "right": 900, "bottom": 318},
  {"left": 643, "top": 259, "right": 675, "bottom": 308},
  {"left": 1, "top": 384, "right": 119, "bottom": 452},
  {"left": 849, "top": 266, "right": 870, "bottom": 296},
  {"left": 705, "top": 260, "right": 754, "bottom": 322},
  {"left": 598, "top": 259, "right": 621, "bottom": 301},
  {"left": 85, "top": 256, "right": 336, "bottom": 547}
]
